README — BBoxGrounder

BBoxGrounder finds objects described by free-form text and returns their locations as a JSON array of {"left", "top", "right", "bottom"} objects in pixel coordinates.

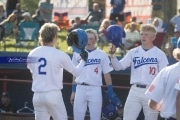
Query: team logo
[
  {"left": 85, "top": 58, "right": 101, "bottom": 66},
  {"left": 133, "top": 57, "right": 158, "bottom": 69}
]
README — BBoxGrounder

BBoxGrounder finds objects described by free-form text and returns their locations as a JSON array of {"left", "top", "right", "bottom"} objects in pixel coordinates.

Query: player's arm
[
  {"left": 176, "top": 90, "right": 180, "bottom": 120},
  {"left": 109, "top": 44, "right": 131, "bottom": 71},
  {"left": 62, "top": 53, "right": 85, "bottom": 77},
  {"left": 104, "top": 73, "right": 112, "bottom": 86},
  {"left": 175, "top": 80, "right": 180, "bottom": 120},
  {"left": 109, "top": 44, "right": 122, "bottom": 71},
  {"left": 104, "top": 73, "right": 122, "bottom": 109},
  {"left": 70, "top": 76, "right": 76, "bottom": 105}
]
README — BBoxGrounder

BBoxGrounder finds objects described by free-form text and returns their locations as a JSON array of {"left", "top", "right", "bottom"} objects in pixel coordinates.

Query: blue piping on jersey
[
  {"left": 85, "top": 62, "right": 100, "bottom": 66},
  {"left": 133, "top": 57, "right": 158, "bottom": 69}
]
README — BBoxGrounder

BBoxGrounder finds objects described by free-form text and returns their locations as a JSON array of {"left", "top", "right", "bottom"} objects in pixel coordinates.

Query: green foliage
[
  {"left": 0, "top": 30, "right": 113, "bottom": 56},
  {"left": 21, "top": 0, "right": 39, "bottom": 15}
]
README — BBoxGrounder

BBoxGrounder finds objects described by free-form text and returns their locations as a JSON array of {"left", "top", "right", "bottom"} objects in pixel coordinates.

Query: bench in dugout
[{"left": 16, "top": 21, "right": 39, "bottom": 51}]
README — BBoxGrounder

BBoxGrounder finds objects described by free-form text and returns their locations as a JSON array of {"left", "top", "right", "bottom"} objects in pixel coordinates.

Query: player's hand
[
  {"left": 70, "top": 92, "right": 75, "bottom": 105},
  {"left": 105, "top": 85, "right": 122, "bottom": 109},
  {"left": 109, "top": 44, "right": 116, "bottom": 55},
  {"left": 80, "top": 50, "right": 88, "bottom": 61}
]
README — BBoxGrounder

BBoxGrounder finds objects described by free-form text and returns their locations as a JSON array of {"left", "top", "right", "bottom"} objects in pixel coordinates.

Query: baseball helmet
[
  {"left": 67, "top": 28, "right": 88, "bottom": 53},
  {"left": 102, "top": 103, "right": 118, "bottom": 119},
  {"left": 106, "top": 25, "right": 126, "bottom": 47}
]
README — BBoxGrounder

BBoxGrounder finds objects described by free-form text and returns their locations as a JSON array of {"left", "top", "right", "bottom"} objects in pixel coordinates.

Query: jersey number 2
[{"left": 38, "top": 58, "right": 47, "bottom": 75}]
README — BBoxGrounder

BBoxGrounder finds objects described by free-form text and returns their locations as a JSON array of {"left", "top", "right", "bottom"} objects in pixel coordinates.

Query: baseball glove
[{"left": 105, "top": 85, "right": 122, "bottom": 109}]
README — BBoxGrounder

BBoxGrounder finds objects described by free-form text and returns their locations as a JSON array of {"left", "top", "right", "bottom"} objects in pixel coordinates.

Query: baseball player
[
  {"left": 145, "top": 44, "right": 180, "bottom": 120},
  {"left": 27, "top": 23, "right": 88, "bottom": 120},
  {"left": 109, "top": 24, "right": 169, "bottom": 120},
  {"left": 69, "top": 28, "right": 116, "bottom": 120},
  {"left": 176, "top": 83, "right": 180, "bottom": 120}
]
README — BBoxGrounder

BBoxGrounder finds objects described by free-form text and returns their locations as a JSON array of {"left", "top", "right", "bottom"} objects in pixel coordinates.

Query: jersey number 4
[
  {"left": 94, "top": 67, "right": 98, "bottom": 74},
  {"left": 38, "top": 58, "right": 47, "bottom": 75}
]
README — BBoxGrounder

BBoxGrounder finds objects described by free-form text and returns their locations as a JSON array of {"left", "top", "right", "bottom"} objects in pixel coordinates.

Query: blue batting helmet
[
  {"left": 106, "top": 25, "right": 126, "bottom": 47},
  {"left": 67, "top": 28, "right": 88, "bottom": 53},
  {"left": 102, "top": 103, "right": 118, "bottom": 119}
]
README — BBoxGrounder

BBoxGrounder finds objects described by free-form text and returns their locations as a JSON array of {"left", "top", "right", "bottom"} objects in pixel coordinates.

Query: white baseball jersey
[
  {"left": 175, "top": 74, "right": 180, "bottom": 90},
  {"left": 27, "top": 46, "right": 85, "bottom": 92},
  {"left": 72, "top": 48, "right": 113, "bottom": 86},
  {"left": 145, "top": 62, "right": 180, "bottom": 118},
  {"left": 111, "top": 46, "right": 169, "bottom": 85}
]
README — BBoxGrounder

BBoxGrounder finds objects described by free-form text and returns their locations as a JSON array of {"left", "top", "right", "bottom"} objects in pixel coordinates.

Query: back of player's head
[
  {"left": 85, "top": 28, "right": 99, "bottom": 42},
  {"left": 39, "top": 23, "right": 59, "bottom": 44},
  {"left": 140, "top": 24, "right": 157, "bottom": 35}
]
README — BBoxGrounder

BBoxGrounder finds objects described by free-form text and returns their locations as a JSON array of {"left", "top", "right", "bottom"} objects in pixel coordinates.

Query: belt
[
  {"left": 80, "top": 82, "right": 89, "bottom": 86},
  {"left": 135, "top": 84, "right": 147, "bottom": 88},
  {"left": 161, "top": 117, "right": 176, "bottom": 120}
]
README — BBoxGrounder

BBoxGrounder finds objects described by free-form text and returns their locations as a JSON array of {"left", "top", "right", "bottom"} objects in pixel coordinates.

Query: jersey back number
[{"left": 38, "top": 58, "right": 47, "bottom": 75}]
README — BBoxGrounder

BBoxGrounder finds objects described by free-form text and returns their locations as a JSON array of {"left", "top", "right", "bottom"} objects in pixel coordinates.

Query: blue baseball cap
[
  {"left": 71, "top": 29, "right": 88, "bottom": 53},
  {"left": 106, "top": 25, "right": 126, "bottom": 47}
]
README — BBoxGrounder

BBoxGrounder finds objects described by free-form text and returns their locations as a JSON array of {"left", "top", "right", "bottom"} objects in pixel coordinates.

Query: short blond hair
[
  {"left": 172, "top": 48, "right": 180, "bottom": 61},
  {"left": 85, "top": 28, "right": 99, "bottom": 41},
  {"left": 140, "top": 24, "right": 157, "bottom": 35},
  {"left": 39, "top": 23, "right": 59, "bottom": 44}
]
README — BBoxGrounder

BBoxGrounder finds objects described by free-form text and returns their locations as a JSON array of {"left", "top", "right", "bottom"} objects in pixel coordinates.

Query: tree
[{"left": 21, "top": 0, "right": 39, "bottom": 15}]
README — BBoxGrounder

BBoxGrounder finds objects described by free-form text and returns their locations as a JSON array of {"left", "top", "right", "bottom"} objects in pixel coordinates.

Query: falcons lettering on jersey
[
  {"left": 85, "top": 59, "right": 101, "bottom": 66},
  {"left": 133, "top": 57, "right": 158, "bottom": 69}
]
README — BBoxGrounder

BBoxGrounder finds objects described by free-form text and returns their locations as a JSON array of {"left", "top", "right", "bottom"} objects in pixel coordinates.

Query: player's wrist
[
  {"left": 72, "top": 84, "right": 77, "bottom": 92},
  {"left": 107, "top": 85, "right": 113, "bottom": 92},
  {"left": 109, "top": 54, "right": 116, "bottom": 58}
]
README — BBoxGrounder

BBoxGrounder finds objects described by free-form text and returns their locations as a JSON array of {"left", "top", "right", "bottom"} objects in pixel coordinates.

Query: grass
[{"left": 0, "top": 30, "right": 121, "bottom": 56}]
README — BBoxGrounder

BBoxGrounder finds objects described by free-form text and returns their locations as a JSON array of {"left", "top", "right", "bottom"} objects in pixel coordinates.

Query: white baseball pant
[
  {"left": 33, "top": 90, "right": 67, "bottom": 120},
  {"left": 73, "top": 85, "right": 102, "bottom": 120},
  {"left": 123, "top": 85, "right": 159, "bottom": 120}
]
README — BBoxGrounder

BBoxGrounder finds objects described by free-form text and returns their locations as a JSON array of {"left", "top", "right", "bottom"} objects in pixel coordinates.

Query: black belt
[
  {"left": 161, "top": 117, "right": 176, "bottom": 120},
  {"left": 135, "top": 84, "right": 147, "bottom": 88},
  {"left": 80, "top": 82, "right": 89, "bottom": 86}
]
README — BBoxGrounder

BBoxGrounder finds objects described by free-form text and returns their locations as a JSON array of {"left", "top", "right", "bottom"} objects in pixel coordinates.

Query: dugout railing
[{"left": 0, "top": 78, "right": 130, "bottom": 120}]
